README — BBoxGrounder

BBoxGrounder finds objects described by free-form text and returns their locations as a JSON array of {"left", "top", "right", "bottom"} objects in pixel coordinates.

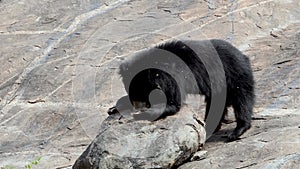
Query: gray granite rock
[
  {"left": 1, "top": 0, "right": 300, "bottom": 168},
  {"left": 73, "top": 106, "right": 206, "bottom": 169}
]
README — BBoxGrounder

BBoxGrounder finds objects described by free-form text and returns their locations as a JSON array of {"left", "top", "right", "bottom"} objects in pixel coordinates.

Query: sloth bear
[{"left": 108, "top": 39, "right": 255, "bottom": 141}]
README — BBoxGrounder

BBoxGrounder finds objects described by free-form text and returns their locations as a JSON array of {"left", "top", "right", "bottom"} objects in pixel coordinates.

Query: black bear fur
[{"left": 108, "top": 39, "right": 255, "bottom": 141}]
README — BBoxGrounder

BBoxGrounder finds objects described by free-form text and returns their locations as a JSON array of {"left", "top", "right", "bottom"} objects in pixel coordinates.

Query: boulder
[{"left": 73, "top": 106, "right": 206, "bottom": 169}]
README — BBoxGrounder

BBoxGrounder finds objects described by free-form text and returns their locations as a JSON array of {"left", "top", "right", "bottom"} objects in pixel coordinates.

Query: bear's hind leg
[{"left": 228, "top": 99, "right": 253, "bottom": 141}]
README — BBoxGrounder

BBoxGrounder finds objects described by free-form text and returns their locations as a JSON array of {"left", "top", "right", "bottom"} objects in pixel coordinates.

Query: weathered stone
[
  {"left": 1, "top": 0, "right": 300, "bottom": 168},
  {"left": 73, "top": 106, "right": 206, "bottom": 169},
  {"left": 190, "top": 150, "right": 207, "bottom": 161}
]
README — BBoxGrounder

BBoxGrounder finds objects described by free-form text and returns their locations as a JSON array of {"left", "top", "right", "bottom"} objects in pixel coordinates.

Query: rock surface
[
  {"left": 73, "top": 106, "right": 206, "bottom": 169},
  {"left": 0, "top": 0, "right": 299, "bottom": 168}
]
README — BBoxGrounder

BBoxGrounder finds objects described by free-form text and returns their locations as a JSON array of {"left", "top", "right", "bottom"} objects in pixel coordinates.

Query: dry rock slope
[{"left": 0, "top": 0, "right": 299, "bottom": 168}]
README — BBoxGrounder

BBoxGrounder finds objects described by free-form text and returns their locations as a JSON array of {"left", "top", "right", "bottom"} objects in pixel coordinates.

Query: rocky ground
[{"left": 0, "top": 0, "right": 299, "bottom": 168}]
